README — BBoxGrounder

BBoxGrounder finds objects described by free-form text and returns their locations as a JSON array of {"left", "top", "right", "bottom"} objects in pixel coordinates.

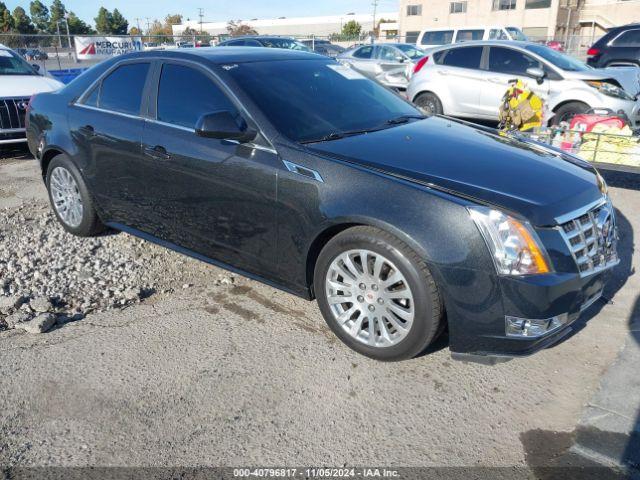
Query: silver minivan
[
  {"left": 407, "top": 41, "right": 640, "bottom": 126},
  {"left": 416, "top": 26, "right": 527, "bottom": 48}
]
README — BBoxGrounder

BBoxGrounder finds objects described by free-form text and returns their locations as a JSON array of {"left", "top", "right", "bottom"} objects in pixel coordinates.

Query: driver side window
[
  {"left": 378, "top": 46, "right": 399, "bottom": 61},
  {"left": 488, "top": 47, "right": 541, "bottom": 75},
  {"left": 157, "top": 63, "right": 237, "bottom": 129},
  {"left": 353, "top": 46, "right": 374, "bottom": 59}
]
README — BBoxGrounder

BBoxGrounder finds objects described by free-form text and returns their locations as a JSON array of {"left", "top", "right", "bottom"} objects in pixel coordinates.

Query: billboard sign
[{"left": 75, "top": 36, "right": 142, "bottom": 60}]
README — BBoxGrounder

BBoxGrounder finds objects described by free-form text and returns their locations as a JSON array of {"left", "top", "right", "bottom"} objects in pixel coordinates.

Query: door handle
[
  {"left": 488, "top": 77, "right": 506, "bottom": 84},
  {"left": 80, "top": 125, "right": 95, "bottom": 136},
  {"left": 437, "top": 69, "right": 449, "bottom": 75},
  {"left": 144, "top": 145, "right": 171, "bottom": 160}
]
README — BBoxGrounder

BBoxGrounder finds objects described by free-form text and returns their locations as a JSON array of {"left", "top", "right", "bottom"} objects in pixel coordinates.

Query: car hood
[
  {"left": 563, "top": 68, "right": 640, "bottom": 96},
  {"left": 0, "top": 74, "right": 64, "bottom": 97},
  {"left": 309, "top": 117, "right": 603, "bottom": 226}
]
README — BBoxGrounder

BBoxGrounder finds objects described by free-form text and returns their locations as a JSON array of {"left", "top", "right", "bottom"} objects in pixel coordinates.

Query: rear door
[
  {"left": 479, "top": 46, "right": 550, "bottom": 119},
  {"left": 138, "top": 60, "right": 279, "bottom": 274},
  {"left": 435, "top": 45, "right": 485, "bottom": 116},
  {"left": 344, "top": 45, "right": 379, "bottom": 78},
  {"left": 69, "top": 61, "right": 153, "bottom": 225},
  {"left": 376, "top": 45, "right": 410, "bottom": 85}
]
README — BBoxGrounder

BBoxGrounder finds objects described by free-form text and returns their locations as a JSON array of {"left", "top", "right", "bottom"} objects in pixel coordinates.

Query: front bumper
[{"left": 593, "top": 95, "right": 640, "bottom": 128}]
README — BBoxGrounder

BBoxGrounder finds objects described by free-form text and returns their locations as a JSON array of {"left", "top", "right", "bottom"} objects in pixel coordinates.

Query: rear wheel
[
  {"left": 414, "top": 92, "right": 443, "bottom": 116},
  {"left": 314, "top": 226, "right": 444, "bottom": 361},
  {"left": 46, "top": 154, "right": 105, "bottom": 237},
  {"left": 551, "top": 101, "right": 589, "bottom": 125}
]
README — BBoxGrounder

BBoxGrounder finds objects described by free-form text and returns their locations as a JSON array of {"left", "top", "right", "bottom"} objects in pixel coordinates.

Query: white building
[{"left": 172, "top": 12, "right": 399, "bottom": 39}]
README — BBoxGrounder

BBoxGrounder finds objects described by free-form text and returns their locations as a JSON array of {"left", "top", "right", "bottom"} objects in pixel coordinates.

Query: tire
[
  {"left": 314, "top": 226, "right": 444, "bottom": 361},
  {"left": 414, "top": 92, "right": 443, "bottom": 116},
  {"left": 551, "top": 101, "right": 589, "bottom": 126},
  {"left": 45, "top": 154, "right": 105, "bottom": 237}
]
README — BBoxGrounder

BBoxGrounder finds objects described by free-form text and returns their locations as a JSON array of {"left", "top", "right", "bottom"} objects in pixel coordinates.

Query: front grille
[
  {"left": 0, "top": 97, "right": 30, "bottom": 131},
  {"left": 559, "top": 200, "right": 618, "bottom": 277}
]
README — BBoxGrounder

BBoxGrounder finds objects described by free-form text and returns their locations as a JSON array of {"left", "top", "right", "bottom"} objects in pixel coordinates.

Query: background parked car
[
  {"left": 0, "top": 45, "right": 63, "bottom": 145},
  {"left": 587, "top": 23, "right": 640, "bottom": 68},
  {"left": 25, "top": 49, "right": 48, "bottom": 61},
  {"left": 407, "top": 41, "right": 640, "bottom": 125},
  {"left": 416, "top": 26, "right": 527, "bottom": 48},
  {"left": 217, "top": 36, "right": 311, "bottom": 52},
  {"left": 300, "top": 39, "right": 345, "bottom": 57},
  {"left": 337, "top": 43, "right": 426, "bottom": 90},
  {"left": 545, "top": 40, "right": 564, "bottom": 52}
]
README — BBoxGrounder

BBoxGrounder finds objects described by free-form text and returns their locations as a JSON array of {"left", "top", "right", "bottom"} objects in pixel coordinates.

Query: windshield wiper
[{"left": 300, "top": 115, "right": 426, "bottom": 144}]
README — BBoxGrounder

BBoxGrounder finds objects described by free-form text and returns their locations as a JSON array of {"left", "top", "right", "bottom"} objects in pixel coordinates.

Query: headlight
[
  {"left": 585, "top": 80, "right": 634, "bottom": 101},
  {"left": 595, "top": 170, "right": 608, "bottom": 196},
  {"left": 469, "top": 206, "right": 551, "bottom": 275}
]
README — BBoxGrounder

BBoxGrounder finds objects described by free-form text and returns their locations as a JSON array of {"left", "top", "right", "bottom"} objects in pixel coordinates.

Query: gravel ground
[{"left": 0, "top": 152, "right": 638, "bottom": 471}]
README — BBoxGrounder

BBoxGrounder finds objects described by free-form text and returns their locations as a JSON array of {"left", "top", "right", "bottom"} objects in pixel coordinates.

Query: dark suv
[{"left": 587, "top": 24, "right": 640, "bottom": 68}]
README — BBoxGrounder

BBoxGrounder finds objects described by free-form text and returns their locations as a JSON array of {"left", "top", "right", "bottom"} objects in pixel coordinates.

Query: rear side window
[
  {"left": 353, "top": 46, "right": 374, "bottom": 59},
  {"left": 378, "top": 46, "right": 399, "bottom": 61},
  {"left": 421, "top": 30, "right": 454, "bottom": 45},
  {"left": 613, "top": 29, "right": 640, "bottom": 47},
  {"left": 441, "top": 46, "right": 483, "bottom": 69},
  {"left": 97, "top": 63, "right": 150, "bottom": 115},
  {"left": 456, "top": 29, "right": 484, "bottom": 43},
  {"left": 488, "top": 47, "right": 540, "bottom": 75},
  {"left": 224, "top": 40, "right": 245, "bottom": 46},
  {"left": 157, "top": 63, "right": 236, "bottom": 129},
  {"left": 433, "top": 50, "right": 447, "bottom": 64},
  {"left": 489, "top": 29, "right": 508, "bottom": 40}
]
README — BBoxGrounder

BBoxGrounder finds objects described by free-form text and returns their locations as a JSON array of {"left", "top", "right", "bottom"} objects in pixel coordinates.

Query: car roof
[
  {"left": 432, "top": 40, "right": 535, "bottom": 49},
  {"left": 118, "top": 46, "right": 322, "bottom": 63}
]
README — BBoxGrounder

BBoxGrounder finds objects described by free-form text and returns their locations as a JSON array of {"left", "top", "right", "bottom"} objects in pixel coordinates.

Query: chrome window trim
[
  {"left": 73, "top": 102, "right": 142, "bottom": 121},
  {"left": 145, "top": 118, "right": 195, "bottom": 133}
]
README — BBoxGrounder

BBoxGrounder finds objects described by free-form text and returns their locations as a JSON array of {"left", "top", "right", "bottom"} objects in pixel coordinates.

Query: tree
[
  {"left": 181, "top": 26, "right": 197, "bottom": 41},
  {"left": 29, "top": 0, "right": 49, "bottom": 33},
  {"left": 110, "top": 8, "right": 128, "bottom": 35},
  {"left": 0, "top": 2, "right": 14, "bottom": 33},
  {"left": 226, "top": 20, "right": 257, "bottom": 37},
  {"left": 341, "top": 20, "right": 362, "bottom": 38},
  {"left": 94, "top": 6, "right": 113, "bottom": 34},
  {"left": 129, "top": 26, "right": 141, "bottom": 36},
  {"left": 47, "top": 0, "right": 66, "bottom": 34},
  {"left": 66, "top": 11, "right": 93, "bottom": 34},
  {"left": 12, "top": 6, "right": 36, "bottom": 34}
]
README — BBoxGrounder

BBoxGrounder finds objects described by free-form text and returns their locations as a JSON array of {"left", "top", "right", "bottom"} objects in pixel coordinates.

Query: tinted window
[
  {"left": 157, "top": 64, "right": 236, "bottom": 129},
  {"left": 421, "top": 30, "right": 454, "bottom": 45},
  {"left": 614, "top": 29, "right": 640, "bottom": 46},
  {"left": 456, "top": 29, "right": 484, "bottom": 42},
  {"left": 489, "top": 29, "right": 508, "bottom": 40},
  {"left": 224, "top": 40, "right": 245, "bottom": 46},
  {"left": 84, "top": 85, "right": 99, "bottom": 107},
  {"left": 0, "top": 50, "right": 38, "bottom": 76},
  {"left": 353, "top": 46, "right": 374, "bottom": 59},
  {"left": 226, "top": 59, "right": 418, "bottom": 143},
  {"left": 405, "top": 31, "right": 420, "bottom": 44},
  {"left": 442, "top": 46, "right": 483, "bottom": 69},
  {"left": 99, "top": 63, "right": 149, "bottom": 115},
  {"left": 488, "top": 47, "right": 540, "bottom": 75},
  {"left": 524, "top": 44, "right": 590, "bottom": 71},
  {"left": 395, "top": 44, "right": 425, "bottom": 59}
]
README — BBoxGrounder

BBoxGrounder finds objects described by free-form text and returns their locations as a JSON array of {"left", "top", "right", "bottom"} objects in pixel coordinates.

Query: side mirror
[
  {"left": 195, "top": 111, "right": 257, "bottom": 142},
  {"left": 32, "top": 64, "right": 40, "bottom": 72},
  {"left": 395, "top": 56, "right": 406, "bottom": 63},
  {"left": 526, "top": 66, "right": 545, "bottom": 85}
]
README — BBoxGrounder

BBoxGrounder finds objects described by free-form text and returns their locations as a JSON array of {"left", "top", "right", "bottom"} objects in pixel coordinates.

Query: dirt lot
[{"left": 0, "top": 148, "right": 638, "bottom": 471}]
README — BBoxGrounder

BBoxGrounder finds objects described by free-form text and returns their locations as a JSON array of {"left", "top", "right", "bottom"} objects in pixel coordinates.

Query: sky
[{"left": 10, "top": 0, "right": 399, "bottom": 27}]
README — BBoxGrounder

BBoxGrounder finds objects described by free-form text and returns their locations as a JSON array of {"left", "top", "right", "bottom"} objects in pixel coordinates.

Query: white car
[
  {"left": 0, "top": 44, "right": 63, "bottom": 145},
  {"left": 407, "top": 41, "right": 640, "bottom": 126},
  {"left": 416, "top": 26, "right": 527, "bottom": 48}
]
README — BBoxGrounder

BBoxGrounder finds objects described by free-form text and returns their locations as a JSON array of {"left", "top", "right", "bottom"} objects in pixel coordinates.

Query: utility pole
[
  {"left": 145, "top": 17, "right": 151, "bottom": 36},
  {"left": 198, "top": 8, "right": 204, "bottom": 34},
  {"left": 135, "top": 17, "right": 142, "bottom": 33},
  {"left": 372, "top": 0, "right": 379, "bottom": 44}
]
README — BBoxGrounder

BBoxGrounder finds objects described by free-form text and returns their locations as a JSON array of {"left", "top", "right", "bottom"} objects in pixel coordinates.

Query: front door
[
  {"left": 138, "top": 61, "right": 279, "bottom": 275},
  {"left": 479, "top": 46, "right": 551, "bottom": 120}
]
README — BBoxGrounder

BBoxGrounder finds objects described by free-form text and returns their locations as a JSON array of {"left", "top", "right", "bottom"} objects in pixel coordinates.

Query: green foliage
[
  {"left": 0, "top": 2, "right": 14, "bottom": 33},
  {"left": 66, "top": 11, "right": 93, "bottom": 35},
  {"left": 226, "top": 20, "right": 258, "bottom": 37},
  {"left": 341, "top": 20, "right": 362, "bottom": 37},
  {"left": 12, "top": 6, "right": 35, "bottom": 34},
  {"left": 110, "top": 8, "right": 128, "bottom": 35},
  {"left": 94, "top": 6, "right": 112, "bottom": 34},
  {"left": 29, "top": 0, "right": 48, "bottom": 32}
]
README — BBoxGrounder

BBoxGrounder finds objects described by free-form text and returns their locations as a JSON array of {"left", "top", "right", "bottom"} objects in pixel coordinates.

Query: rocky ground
[{"left": 0, "top": 152, "right": 639, "bottom": 472}]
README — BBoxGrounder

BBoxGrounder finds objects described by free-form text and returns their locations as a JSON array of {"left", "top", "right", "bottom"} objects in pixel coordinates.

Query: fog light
[{"left": 505, "top": 313, "right": 569, "bottom": 338}]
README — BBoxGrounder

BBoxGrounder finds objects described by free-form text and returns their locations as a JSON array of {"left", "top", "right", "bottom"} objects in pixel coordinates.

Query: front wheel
[
  {"left": 46, "top": 154, "right": 105, "bottom": 237},
  {"left": 314, "top": 226, "right": 444, "bottom": 361},
  {"left": 414, "top": 92, "right": 443, "bottom": 116},
  {"left": 551, "top": 101, "right": 589, "bottom": 125}
]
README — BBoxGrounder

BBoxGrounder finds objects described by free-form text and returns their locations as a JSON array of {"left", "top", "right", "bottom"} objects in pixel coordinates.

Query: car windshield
[
  {"left": 260, "top": 38, "right": 311, "bottom": 52},
  {"left": 506, "top": 27, "right": 528, "bottom": 41},
  {"left": 394, "top": 44, "right": 425, "bottom": 59},
  {"left": 226, "top": 59, "right": 420, "bottom": 143},
  {"left": 0, "top": 50, "right": 38, "bottom": 75},
  {"left": 524, "top": 44, "right": 591, "bottom": 71}
]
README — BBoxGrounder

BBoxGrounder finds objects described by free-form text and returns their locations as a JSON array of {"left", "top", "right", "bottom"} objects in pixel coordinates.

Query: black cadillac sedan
[{"left": 26, "top": 48, "right": 618, "bottom": 362}]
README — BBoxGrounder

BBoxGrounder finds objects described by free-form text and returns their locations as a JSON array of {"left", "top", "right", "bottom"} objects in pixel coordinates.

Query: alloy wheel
[
  {"left": 49, "top": 166, "right": 84, "bottom": 228},
  {"left": 325, "top": 249, "right": 415, "bottom": 348}
]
